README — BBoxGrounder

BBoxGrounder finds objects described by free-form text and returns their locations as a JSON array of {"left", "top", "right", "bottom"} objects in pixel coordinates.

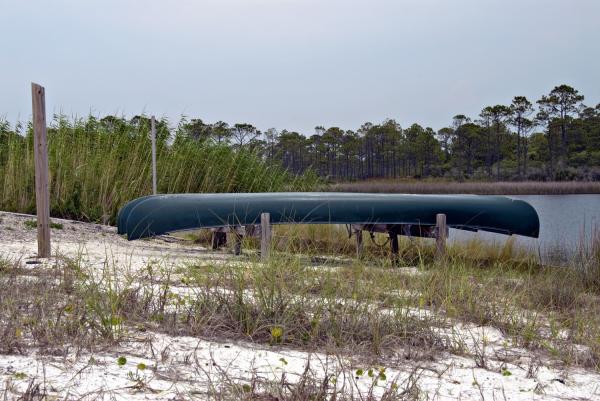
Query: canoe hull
[{"left": 118, "top": 193, "right": 540, "bottom": 240}]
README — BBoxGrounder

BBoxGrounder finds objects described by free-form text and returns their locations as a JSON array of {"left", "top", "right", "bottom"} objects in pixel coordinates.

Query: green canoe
[{"left": 118, "top": 193, "right": 539, "bottom": 240}]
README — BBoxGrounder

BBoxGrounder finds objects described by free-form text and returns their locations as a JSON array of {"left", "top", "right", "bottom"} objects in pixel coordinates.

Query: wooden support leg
[
  {"left": 211, "top": 232, "right": 219, "bottom": 250},
  {"left": 435, "top": 213, "right": 447, "bottom": 261},
  {"left": 389, "top": 232, "right": 399, "bottom": 266},
  {"left": 232, "top": 226, "right": 245, "bottom": 256},
  {"left": 212, "top": 229, "right": 227, "bottom": 250},
  {"left": 260, "top": 213, "right": 271, "bottom": 261},
  {"left": 355, "top": 229, "right": 363, "bottom": 259},
  {"left": 233, "top": 236, "right": 242, "bottom": 255}
]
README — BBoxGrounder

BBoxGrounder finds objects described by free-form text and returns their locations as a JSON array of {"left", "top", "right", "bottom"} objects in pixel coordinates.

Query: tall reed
[{"left": 0, "top": 115, "right": 318, "bottom": 223}]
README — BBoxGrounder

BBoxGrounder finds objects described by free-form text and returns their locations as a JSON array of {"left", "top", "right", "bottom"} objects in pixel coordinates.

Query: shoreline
[{"left": 327, "top": 180, "right": 600, "bottom": 195}]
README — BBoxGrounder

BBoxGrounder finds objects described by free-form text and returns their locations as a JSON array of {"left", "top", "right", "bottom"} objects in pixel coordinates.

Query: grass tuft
[{"left": 23, "top": 219, "right": 63, "bottom": 230}]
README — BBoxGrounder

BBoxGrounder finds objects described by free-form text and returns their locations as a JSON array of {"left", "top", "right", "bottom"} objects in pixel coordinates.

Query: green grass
[
  {"left": 0, "top": 115, "right": 319, "bottom": 224},
  {"left": 23, "top": 219, "right": 63, "bottom": 229}
]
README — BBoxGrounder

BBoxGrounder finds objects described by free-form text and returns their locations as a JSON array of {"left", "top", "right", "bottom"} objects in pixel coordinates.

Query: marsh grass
[
  {"left": 0, "top": 115, "right": 318, "bottom": 224},
  {"left": 329, "top": 179, "right": 600, "bottom": 195}
]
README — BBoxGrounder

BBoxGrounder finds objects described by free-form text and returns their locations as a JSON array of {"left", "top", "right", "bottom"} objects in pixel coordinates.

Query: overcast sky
[{"left": 1, "top": 0, "right": 599, "bottom": 134}]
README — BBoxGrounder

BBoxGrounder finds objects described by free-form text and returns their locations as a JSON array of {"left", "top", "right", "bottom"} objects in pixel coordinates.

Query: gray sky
[{"left": 1, "top": 0, "right": 599, "bottom": 134}]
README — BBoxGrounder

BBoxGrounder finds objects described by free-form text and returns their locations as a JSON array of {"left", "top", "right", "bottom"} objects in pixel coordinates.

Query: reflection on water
[{"left": 450, "top": 194, "right": 600, "bottom": 262}]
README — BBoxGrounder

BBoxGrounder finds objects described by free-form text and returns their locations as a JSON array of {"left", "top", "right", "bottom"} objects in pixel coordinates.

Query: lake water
[{"left": 451, "top": 194, "right": 600, "bottom": 261}]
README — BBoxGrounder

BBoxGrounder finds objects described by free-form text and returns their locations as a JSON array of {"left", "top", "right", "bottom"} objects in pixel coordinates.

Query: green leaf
[{"left": 270, "top": 326, "right": 283, "bottom": 340}]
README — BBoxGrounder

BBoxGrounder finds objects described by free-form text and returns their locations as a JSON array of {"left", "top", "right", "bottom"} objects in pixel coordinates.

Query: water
[{"left": 451, "top": 194, "right": 600, "bottom": 261}]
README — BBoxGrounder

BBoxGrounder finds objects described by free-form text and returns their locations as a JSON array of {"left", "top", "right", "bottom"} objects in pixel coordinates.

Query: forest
[
  {"left": 178, "top": 84, "right": 600, "bottom": 181},
  {"left": 1, "top": 84, "right": 599, "bottom": 190}
]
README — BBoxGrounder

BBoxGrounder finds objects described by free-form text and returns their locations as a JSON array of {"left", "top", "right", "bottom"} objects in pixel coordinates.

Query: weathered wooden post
[
  {"left": 232, "top": 226, "right": 244, "bottom": 256},
  {"left": 260, "top": 212, "right": 271, "bottom": 261},
  {"left": 355, "top": 227, "right": 363, "bottom": 258},
  {"left": 435, "top": 213, "right": 447, "bottom": 261},
  {"left": 31, "top": 83, "right": 51, "bottom": 258},
  {"left": 151, "top": 115, "right": 157, "bottom": 195}
]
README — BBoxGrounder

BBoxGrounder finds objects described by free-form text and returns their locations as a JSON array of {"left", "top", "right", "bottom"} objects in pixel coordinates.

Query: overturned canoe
[{"left": 118, "top": 193, "right": 539, "bottom": 240}]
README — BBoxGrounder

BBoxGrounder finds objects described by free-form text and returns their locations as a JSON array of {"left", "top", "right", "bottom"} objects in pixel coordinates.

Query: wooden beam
[
  {"left": 31, "top": 83, "right": 51, "bottom": 258},
  {"left": 435, "top": 213, "right": 447, "bottom": 261},
  {"left": 260, "top": 213, "right": 271, "bottom": 261},
  {"left": 151, "top": 115, "right": 157, "bottom": 195}
]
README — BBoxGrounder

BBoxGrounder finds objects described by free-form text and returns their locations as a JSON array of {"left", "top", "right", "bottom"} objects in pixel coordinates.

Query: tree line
[
  {"left": 2, "top": 84, "right": 598, "bottom": 183},
  {"left": 179, "top": 84, "right": 600, "bottom": 181}
]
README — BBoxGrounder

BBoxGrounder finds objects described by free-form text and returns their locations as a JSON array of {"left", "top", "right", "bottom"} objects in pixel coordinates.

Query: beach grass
[
  {"left": 1, "top": 224, "right": 599, "bottom": 399},
  {"left": 2, "top": 227, "right": 598, "bottom": 370}
]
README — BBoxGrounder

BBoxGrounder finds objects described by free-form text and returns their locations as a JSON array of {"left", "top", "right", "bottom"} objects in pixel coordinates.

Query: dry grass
[
  {"left": 328, "top": 179, "right": 600, "bottom": 195},
  {"left": 186, "top": 226, "right": 600, "bottom": 369},
  {"left": 6, "top": 233, "right": 597, "bottom": 366},
  {"left": 0, "top": 253, "right": 449, "bottom": 361},
  {"left": 193, "top": 355, "right": 423, "bottom": 401},
  {"left": 0, "top": 351, "right": 421, "bottom": 401},
  {"left": 1, "top": 226, "right": 599, "bottom": 398}
]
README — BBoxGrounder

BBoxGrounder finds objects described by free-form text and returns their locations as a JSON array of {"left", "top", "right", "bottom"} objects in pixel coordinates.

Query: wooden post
[
  {"left": 151, "top": 115, "right": 157, "bottom": 195},
  {"left": 211, "top": 231, "right": 219, "bottom": 250},
  {"left": 436, "top": 213, "right": 447, "bottom": 261},
  {"left": 389, "top": 232, "right": 399, "bottom": 266},
  {"left": 211, "top": 228, "right": 227, "bottom": 250},
  {"left": 354, "top": 226, "right": 363, "bottom": 258},
  {"left": 31, "top": 83, "right": 51, "bottom": 258},
  {"left": 260, "top": 213, "right": 271, "bottom": 261},
  {"left": 232, "top": 226, "right": 244, "bottom": 256},
  {"left": 233, "top": 236, "right": 242, "bottom": 256}
]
